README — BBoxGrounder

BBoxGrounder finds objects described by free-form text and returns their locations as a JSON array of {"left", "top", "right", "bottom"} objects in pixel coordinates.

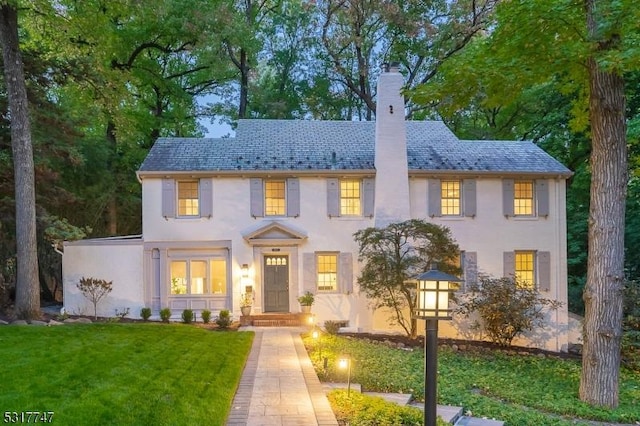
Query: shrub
[
  {"left": 215, "top": 310, "right": 232, "bottom": 329},
  {"left": 160, "top": 308, "right": 172, "bottom": 323},
  {"left": 182, "top": 309, "right": 194, "bottom": 324},
  {"left": 201, "top": 309, "right": 212, "bottom": 324},
  {"left": 324, "top": 320, "right": 342, "bottom": 335},
  {"left": 140, "top": 307, "right": 152, "bottom": 321},
  {"left": 455, "top": 276, "right": 562, "bottom": 346},
  {"left": 76, "top": 277, "right": 113, "bottom": 320},
  {"left": 115, "top": 308, "right": 130, "bottom": 319},
  {"left": 327, "top": 389, "right": 440, "bottom": 426},
  {"left": 297, "top": 291, "right": 315, "bottom": 306}
]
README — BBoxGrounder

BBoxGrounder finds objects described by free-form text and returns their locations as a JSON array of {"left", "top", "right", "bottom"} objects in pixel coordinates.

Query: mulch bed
[{"left": 338, "top": 332, "right": 581, "bottom": 360}]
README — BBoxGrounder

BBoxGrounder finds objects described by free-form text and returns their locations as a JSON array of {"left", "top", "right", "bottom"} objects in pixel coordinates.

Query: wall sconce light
[{"left": 241, "top": 264, "right": 249, "bottom": 278}]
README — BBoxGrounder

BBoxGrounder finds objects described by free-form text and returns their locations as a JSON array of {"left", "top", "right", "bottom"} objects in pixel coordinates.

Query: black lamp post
[
  {"left": 338, "top": 355, "right": 352, "bottom": 396},
  {"left": 413, "top": 266, "right": 461, "bottom": 426}
]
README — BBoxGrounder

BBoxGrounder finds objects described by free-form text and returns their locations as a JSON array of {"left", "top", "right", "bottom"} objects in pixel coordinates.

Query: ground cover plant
[
  {"left": 328, "top": 389, "right": 440, "bottom": 426},
  {"left": 304, "top": 333, "right": 640, "bottom": 425},
  {"left": 0, "top": 324, "right": 253, "bottom": 425}
]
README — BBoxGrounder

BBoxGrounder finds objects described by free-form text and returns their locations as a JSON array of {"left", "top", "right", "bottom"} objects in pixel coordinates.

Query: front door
[{"left": 263, "top": 255, "right": 289, "bottom": 312}]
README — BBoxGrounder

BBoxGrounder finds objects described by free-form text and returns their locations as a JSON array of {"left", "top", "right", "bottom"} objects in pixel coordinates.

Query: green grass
[
  {"left": 304, "top": 333, "right": 640, "bottom": 426},
  {"left": 0, "top": 324, "right": 253, "bottom": 425}
]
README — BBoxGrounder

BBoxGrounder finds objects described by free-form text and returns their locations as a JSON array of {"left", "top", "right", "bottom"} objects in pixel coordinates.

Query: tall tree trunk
[
  {"left": 238, "top": 48, "right": 248, "bottom": 119},
  {"left": 106, "top": 120, "right": 118, "bottom": 235},
  {"left": 579, "top": 0, "right": 627, "bottom": 408},
  {"left": 0, "top": 3, "right": 40, "bottom": 319}
]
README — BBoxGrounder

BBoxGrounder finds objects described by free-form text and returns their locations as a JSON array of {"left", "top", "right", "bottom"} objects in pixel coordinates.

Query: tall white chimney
[{"left": 374, "top": 63, "right": 411, "bottom": 226}]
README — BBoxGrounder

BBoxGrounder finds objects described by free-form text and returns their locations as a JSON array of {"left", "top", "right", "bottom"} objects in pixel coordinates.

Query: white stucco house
[{"left": 63, "top": 65, "right": 576, "bottom": 351}]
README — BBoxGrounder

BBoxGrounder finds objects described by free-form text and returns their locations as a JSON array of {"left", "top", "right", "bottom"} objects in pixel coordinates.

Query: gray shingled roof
[{"left": 138, "top": 119, "right": 571, "bottom": 175}]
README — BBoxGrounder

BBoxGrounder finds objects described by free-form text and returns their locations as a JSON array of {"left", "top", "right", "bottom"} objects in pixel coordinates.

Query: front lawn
[
  {"left": 304, "top": 333, "right": 640, "bottom": 425},
  {"left": 0, "top": 324, "right": 253, "bottom": 425}
]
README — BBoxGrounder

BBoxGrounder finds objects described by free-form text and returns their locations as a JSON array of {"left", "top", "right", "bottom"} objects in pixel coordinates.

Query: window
[
  {"left": 303, "top": 251, "right": 353, "bottom": 294},
  {"left": 503, "top": 179, "right": 549, "bottom": 218},
  {"left": 327, "top": 178, "right": 374, "bottom": 217},
  {"left": 210, "top": 259, "right": 227, "bottom": 294},
  {"left": 514, "top": 181, "right": 534, "bottom": 216},
  {"left": 170, "top": 258, "right": 227, "bottom": 295},
  {"left": 504, "top": 250, "right": 551, "bottom": 291},
  {"left": 177, "top": 181, "right": 199, "bottom": 216},
  {"left": 428, "top": 179, "right": 476, "bottom": 218},
  {"left": 190, "top": 260, "right": 206, "bottom": 294},
  {"left": 441, "top": 180, "right": 461, "bottom": 216},
  {"left": 317, "top": 254, "right": 337, "bottom": 291},
  {"left": 515, "top": 251, "right": 535, "bottom": 289},
  {"left": 163, "top": 178, "right": 212, "bottom": 219},
  {"left": 264, "top": 180, "right": 286, "bottom": 216},
  {"left": 170, "top": 261, "right": 187, "bottom": 294},
  {"left": 250, "top": 178, "right": 299, "bottom": 218},
  {"left": 340, "top": 179, "right": 361, "bottom": 215}
]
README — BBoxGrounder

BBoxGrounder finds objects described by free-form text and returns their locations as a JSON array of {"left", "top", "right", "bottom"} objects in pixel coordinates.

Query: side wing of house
[{"left": 62, "top": 237, "right": 144, "bottom": 317}]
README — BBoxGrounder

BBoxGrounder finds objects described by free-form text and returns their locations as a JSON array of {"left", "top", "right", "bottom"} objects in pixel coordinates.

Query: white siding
[{"left": 63, "top": 239, "right": 144, "bottom": 317}]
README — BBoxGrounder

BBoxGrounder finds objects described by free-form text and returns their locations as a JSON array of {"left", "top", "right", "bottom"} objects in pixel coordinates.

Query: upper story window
[
  {"left": 265, "top": 180, "right": 286, "bottom": 216},
  {"left": 177, "top": 181, "right": 200, "bottom": 217},
  {"left": 503, "top": 179, "right": 549, "bottom": 218},
  {"left": 250, "top": 178, "right": 300, "bottom": 218},
  {"left": 162, "top": 178, "right": 212, "bottom": 219},
  {"left": 428, "top": 179, "right": 476, "bottom": 218},
  {"left": 441, "top": 180, "right": 461, "bottom": 216},
  {"left": 340, "top": 179, "right": 362, "bottom": 215},
  {"left": 327, "top": 178, "right": 374, "bottom": 217},
  {"left": 317, "top": 253, "right": 338, "bottom": 291},
  {"left": 514, "top": 181, "right": 534, "bottom": 216}
]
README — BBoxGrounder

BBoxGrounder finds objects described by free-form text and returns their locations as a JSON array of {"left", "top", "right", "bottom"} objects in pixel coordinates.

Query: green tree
[
  {"left": 314, "top": 0, "right": 499, "bottom": 120},
  {"left": 413, "top": 0, "right": 640, "bottom": 408},
  {"left": 76, "top": 277, "right": 112, "bottom": 320},
  {"left": 354, "top": 219, "right": 460, "bottom": 339},
  {"left": 55, "top": 0, "right": 231, "bottom": 235},
  {"left": 0, "top": 1, "right": 40, "bottom": 319}
]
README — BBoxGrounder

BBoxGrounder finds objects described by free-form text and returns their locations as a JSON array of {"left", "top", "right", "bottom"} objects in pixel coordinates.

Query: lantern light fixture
[
  {"left": 241, "top": 264, "right": 249, "bottom": 278},
  {"left": 413, "top": 265, "right": 462, "bottom": 426},
  {"left": 413, "top": 266, "right": 462, "bottom": 320}
]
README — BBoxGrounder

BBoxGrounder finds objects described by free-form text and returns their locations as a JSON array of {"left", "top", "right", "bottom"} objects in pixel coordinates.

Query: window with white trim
[
  {"left": 514, "top": 181, "right": 534, "bottom": 216},
  {"left": 441, "top": 180, "right": 461, "bottom": 216},
  {"left": 340, "top": 179, "right": 362, "bottom": 216},
  {"left": 170, "top": 258, "right": 227, "bottom": 295},
  {"left": 177, "top": 181, "right": 199, "bottom": 217},
  {"left": 265, "top": 180, "right": 286, "bottom": 216},
  {"left": 515, "top": 251, "right": 535, "bottom": 289},
  {"left": 317, "top": 253, "right": 338, "bottom": 291}
]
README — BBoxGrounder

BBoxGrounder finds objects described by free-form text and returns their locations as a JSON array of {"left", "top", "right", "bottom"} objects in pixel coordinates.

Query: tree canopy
[{"left": 354, "top": 219, "right": 460, "bottom": 339}]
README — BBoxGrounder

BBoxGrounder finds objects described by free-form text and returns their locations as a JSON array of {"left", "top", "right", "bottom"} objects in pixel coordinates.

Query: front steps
[{"left": 240, "top": 312, "right": 313, "bottom": 327}]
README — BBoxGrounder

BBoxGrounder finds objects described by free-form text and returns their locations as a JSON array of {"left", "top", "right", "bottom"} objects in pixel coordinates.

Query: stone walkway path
[
  {"left": 227, "top": 327, "right": 338, "bottom": 426},
  {"left": 226, "top": 327, "right": 505, "bottom": 426}
]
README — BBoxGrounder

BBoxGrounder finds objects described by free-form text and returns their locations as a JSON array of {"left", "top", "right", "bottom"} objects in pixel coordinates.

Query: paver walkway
[
  {"left": 227, "top": 327, "right": 338, "bottom": 426},
  {"left": 226, "top": 327, "right": 504, "bottom": 426}
]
